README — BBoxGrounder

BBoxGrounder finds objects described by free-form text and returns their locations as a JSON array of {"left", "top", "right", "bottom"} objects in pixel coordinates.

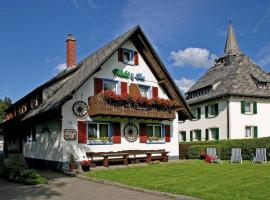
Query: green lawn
[{"left": 85, "top": 160, "right": 270, "bottom": 200}]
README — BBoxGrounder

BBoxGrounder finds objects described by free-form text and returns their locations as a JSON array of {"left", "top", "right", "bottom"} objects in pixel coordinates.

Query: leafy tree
[{"left": 0, "top": 97, "right": 12, "bottom": 122}]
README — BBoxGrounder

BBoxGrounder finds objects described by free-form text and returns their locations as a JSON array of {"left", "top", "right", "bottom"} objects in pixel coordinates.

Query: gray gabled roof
[
  {"left": 186, "top": 23, "right": 270, "bottom": 105},
  {"left": 6, "top": 25, "right": 191, "bottom": 121}
]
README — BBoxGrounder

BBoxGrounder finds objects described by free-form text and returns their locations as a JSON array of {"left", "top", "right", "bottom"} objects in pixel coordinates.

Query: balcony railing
[{"left": 88, "top": 94, "right": 175, "bottom": 120}]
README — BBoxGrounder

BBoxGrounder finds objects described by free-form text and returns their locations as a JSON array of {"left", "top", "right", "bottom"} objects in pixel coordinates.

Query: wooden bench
[{"left": 86, "top": 152, "right": 129, "bottom": 167}]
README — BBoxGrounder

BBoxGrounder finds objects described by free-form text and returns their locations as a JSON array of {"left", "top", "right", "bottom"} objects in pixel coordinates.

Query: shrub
[
  {"left": 184, "top": 137, "right": 270, "bottom": 160},
  {"left": 20, "top": 169, "right": 48, "bottom": 185}
]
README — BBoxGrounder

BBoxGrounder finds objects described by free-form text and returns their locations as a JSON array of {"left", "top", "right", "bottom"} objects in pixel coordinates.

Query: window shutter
[
  {"left": 253, "top": 102, "right": 257, "bottom": 114},
  {"left": 152, "top": 86, "right": 158, "bottom": 98},
  {"left": 112, "top": 122, "right": 121, "bottom": 144},
  {"left": 183, "top": 132, "right": 186, "bottom": 141},
  {"left": 241, "top": 101, "right": 245, "bottom": 114},
  {"left": 94, "top": 78, "right": 103, "bottom": 95},
  {"left": 121, "top": 82, "right": 128, "bottom": 95},
  {"left": 165, "top": 125, "right": 171, "bottom": 142},
  {"left": 134, "top": 51, "right": 139, "bottom": 65},
  {"left": 139, "top": 123, "right": 147, "bottom": 143},
  {"left": 253, "top": 126, "right": 258, "bottom": 138},
  {"left": 215, "top": 128, "right": 219, "bottom": 140},
  {"left": 215, "top": 103, "right": 219, "bottom": 116},
  {"left": 190, "top": 131, "right": 193, "bottom": 142},
  {"left": 205, "top": 129, "right": 209, "bottom": 141},
  {"left": 197, "top": 108, "right": 201, "bottom": 119},
  {"left": 118, "top": 48, "right": 124, "bottom": 62},
  {"left": 205, "top": 106, "right": 208, "bottom": 118},
  {"left": 198, "top": 130, "right": 201, "bottom": 141},
  {"left": 78, "top": 121, "right": 87, "bottom": 144}
]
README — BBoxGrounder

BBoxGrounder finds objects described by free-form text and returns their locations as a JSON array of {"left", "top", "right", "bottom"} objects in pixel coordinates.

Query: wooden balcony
[{"left": 88, "top": 94, "right": 175, "bottom": 120}]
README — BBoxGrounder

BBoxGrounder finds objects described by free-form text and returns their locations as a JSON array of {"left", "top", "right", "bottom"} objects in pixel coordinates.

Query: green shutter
[
  {"left": 241, "top": 101, "right": 245, "bottom": 114},
  {"left": 253, "top": 126, "right": 258, "bottom": 138},
  {"left": 183, "top": 132, "right": 186, "bottom": 141},
  {"left": 205, "top": 129, "right": 209, "bottom": 141},
  {"left": 205, "top": 106, "right": 208, "bottom": 118},
  {"left": 198, "top": 130, "right": 201, "bottom": 141},
  {"left": 215, "top": 103, "right": 219, "bottom": 116},
  {"left": 215, "top": 128, "right": 219, "bottom": 140},
  {"left": 190, "top": 131, "right": 193, "bottom": 142},
  {"left": 253, "top": 102, "right": 257, "bottom": 114},
  {"left": 197, "top": 108, "right": 201, "bottom": 119}
]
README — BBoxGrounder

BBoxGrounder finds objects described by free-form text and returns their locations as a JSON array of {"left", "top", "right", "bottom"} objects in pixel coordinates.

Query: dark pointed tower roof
[
  {"left": 185, "top": 22, "right": 270, "bottom": 105},
  {"left": 224, "top": 21, "right": 241, "bottom": 55}
]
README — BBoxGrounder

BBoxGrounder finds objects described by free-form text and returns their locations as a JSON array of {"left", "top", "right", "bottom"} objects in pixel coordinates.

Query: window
[
  {"left": 205, "top": 103, "right": 218, "bottom": 118},
  {"left": 138, "top": 85, "right": 151, "bottom": 98},
  {"left": 245, "top": 126, "right": 258, "bottom": 138},
  {"left": 209, "top": 128, "right": 219, "bottom": 141},
  {"left": 123, "top": 49, "right": 134, "bottom": 65},
  {"left": 192, "top": 130, "right": 201, "bottom": 141},
  {"left": 241, "top": 101, "right": 257, "bottom": 114},
  {"left": 147, "top": 124, "right": 163, "bottom": 138},
  {"left": 191, "top": 107, "right": 201, "bottom": 119},
  {"left": 88, "top": 123, "right": 110, "bottom": 141},
  {"left": 103, "top": 80, "right": 118, "bottom": 94},
  {"left": 179, "top": 131, "right": 186, "bottom": 142}
]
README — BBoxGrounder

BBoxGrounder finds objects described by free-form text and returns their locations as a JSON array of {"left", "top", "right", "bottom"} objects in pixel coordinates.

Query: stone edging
[{"left": 77, "top": 174, "right": 200, "bottom": 200}]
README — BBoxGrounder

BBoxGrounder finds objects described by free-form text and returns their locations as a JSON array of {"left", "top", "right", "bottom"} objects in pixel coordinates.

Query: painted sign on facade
[{"left": 112, "top": 68, "right": 145, "bottom": 82}]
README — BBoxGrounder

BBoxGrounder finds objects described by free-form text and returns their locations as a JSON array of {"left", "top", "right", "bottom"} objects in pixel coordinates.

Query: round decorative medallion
[
  {"left": 72, "top": 101, "right": 88, "bottom": 117},
  {"left": 123, "top": 123, "right": 138, "bottom": 142}
]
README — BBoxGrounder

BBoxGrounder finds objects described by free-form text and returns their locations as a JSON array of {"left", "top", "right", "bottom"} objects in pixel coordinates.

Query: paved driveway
[{"left": 0, "top": 171, "right": 173, "bottom": 200}]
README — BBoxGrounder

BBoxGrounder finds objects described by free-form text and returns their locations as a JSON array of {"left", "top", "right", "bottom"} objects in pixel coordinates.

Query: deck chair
[
  {"left": 230, "top": 148, "right": 242, "bottom": 164},
  {"left": 252, "top": 148, "right": 267, "bottom": 164},
  {"left": 207, "top": 148, "right": 222, "bottom": 164}
]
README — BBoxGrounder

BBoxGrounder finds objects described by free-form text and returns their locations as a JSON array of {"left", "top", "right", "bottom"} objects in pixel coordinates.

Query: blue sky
[{"left": 1, "top": 0, "right": 270, "bottom": 102}]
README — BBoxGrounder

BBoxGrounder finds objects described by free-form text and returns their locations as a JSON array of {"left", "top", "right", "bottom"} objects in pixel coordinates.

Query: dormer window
[{"left": 257, "top": 82, "right": 267, "bottom": 89}]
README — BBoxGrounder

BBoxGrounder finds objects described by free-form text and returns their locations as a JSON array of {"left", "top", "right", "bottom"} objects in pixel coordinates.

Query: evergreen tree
[{"left": 0, "top": 97, "right": 12, "bottom": 122}]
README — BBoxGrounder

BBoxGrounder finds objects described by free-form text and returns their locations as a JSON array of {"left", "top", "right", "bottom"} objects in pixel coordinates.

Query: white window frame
[
  {"left": 244, "top": 102, "right": 253, "bottom": 114},
  {"left": 123, "top": 48, "right": 134, "bottom": 65},
  {"left": 138, "top": 84, "right": 151, "bottom": 98},
  {"left": 87, "top": 122, "right": 110, "bottom": 141},
  {"left": 209, "top": 128, "right": 218, "bottom": 141},
  {"left": 179, "top": 131, "right": 186, "bottom": 142},
  {"left": 191, "top": 107, "right": 200, "bottom": 120},
  {"left": 103, "top": 79, "right": 119, "bottom": 94},
  {"left": 146, "top": 124, "right": 164, "bottom": 138},
  {"left": 245, "top": 126, "right": 255, "bottom": 138},
  {"left": 192, "top": 130, "right": 201, "bottom": 141},
  {"left": 209, "top": 104, "right": 218, "bottom": 117}
]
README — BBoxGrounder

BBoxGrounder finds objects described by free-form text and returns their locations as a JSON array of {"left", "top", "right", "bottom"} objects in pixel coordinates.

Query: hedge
[{"left": 183, "top": 137, "right": 270, "bottom": 160}]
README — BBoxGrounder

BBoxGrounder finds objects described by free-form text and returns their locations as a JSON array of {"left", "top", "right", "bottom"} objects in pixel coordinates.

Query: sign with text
[{"left": 112, "top": 68, "right": 145, "bottom": 82}]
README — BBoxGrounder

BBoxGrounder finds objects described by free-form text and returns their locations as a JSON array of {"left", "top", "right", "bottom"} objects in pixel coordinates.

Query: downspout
[{"left": 226, "top": 99, "right": 230, "bottom": 139}]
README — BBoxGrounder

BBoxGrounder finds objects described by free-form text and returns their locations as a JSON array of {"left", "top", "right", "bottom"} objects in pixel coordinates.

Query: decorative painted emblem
[
  {"left": 72, "top": 101, "right": 88, "bottom": 117},
  {"left": 112, "top": 68, "right": 145, "bottom": 82},
  {"left": 64, "top": 129, "right": 77, "bottom": 140},
  {"left": 123, "top": 123, "right": 138, "bottom": 142}
]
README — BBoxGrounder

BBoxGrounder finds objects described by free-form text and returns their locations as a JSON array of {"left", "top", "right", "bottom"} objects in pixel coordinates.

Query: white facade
[
  {"left": 179, "top": 96, "right": 270, "bottom": 142},
  {"left": 23, "top": 39, "right": 180, "bottom": 162}
]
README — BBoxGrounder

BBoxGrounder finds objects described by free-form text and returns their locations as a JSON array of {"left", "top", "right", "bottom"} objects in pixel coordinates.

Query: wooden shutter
[
  {"left": 129, "top": 84, "right": 141, "bottom": 97},
  {"left": 205, "top": 129, "right": 209, "bottom": 141},
  {"left": 78, "top": 121, "right": 87, "bottom": 144},
  {"left": 214, "top": 103, "right": 219, "bottom": 116},
  {"left": 253, "top": 126, "right": 258, "bottom": 138},
  {"left": 94, "top": 78, "right": 103, "bottom": 94},
  {"left": 190, "top": 131, "right": 193, "bottom": 142},
  {"left": 118, "top": 48, "right": 124, "bottom": 62},
  {"left": 215, "top": 128, "right": 219, "bottom": 140},
  {"left": 205, "top": 106, "right": 208, "bottom": 118},
  {"left": 197, "top": 108, "right": 201, "bottom": 119},
  {"left": 152, "top": 86, "right": 158, "bottom": 98},
  {"left": 139, "top": 123, "right": 147, "bottom": 143},
  {"left": 121, "top": 82, "right": 128, "bottom": 95},
  {"left": 198, "top": 130, "right": 201, "bottom": 141},
  {"left": 165, "top": 125, "right": 171, "bottom": 142},
  {"left": 134, "top": 51, "right": 139, "bottom": 65},
  {"left": 241, "top": 101, "right": 245, "bottom": 114},
  {"left": 253, "top": 102, "right": 257, "bottom": 114},
  {"left": 112, "top": 122, "right": 121, "bottom": 144}
]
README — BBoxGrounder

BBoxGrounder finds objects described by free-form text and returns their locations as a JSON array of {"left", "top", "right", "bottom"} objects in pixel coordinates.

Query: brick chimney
[{"left": 66, "top": 34, "right": 76, "bottom": 68}]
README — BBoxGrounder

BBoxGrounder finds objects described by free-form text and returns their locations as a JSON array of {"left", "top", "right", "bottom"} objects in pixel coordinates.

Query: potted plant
[
  {"left": 80, "top": 159, "right": 91, "bottom": 172},
  {"left": 66, "top": 151, "right": 79, "bottom": 172}
]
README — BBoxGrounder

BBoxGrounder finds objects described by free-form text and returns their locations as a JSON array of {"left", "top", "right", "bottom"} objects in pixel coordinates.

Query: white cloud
[
  {"left": 174, "top": 77, "right": 195, "bottom": 93},
  {"left": 257, "top": 42, "right": 270, "bottom": 66},
  {"left": 170, "top": 47, "right": 217, "bottom": 68},
  {"left": 54, "top": 63, "right": 67, "bottom": 73}
]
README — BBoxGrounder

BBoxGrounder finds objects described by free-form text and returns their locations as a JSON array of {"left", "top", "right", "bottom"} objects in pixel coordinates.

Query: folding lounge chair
[
  {"left": 207, "top": 148, "right": 222, "bottom": 164},
  {"left": 230, "top": 148, "right": 242, "bottom": 164},
  {"left": 252, "top": 148, "right": 267, "bottom": 164}
]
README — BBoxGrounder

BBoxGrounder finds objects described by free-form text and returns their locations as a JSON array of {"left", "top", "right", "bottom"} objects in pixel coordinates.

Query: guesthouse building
[{"left": 0, "top": 26, "right": 192, "bottom": 168}]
